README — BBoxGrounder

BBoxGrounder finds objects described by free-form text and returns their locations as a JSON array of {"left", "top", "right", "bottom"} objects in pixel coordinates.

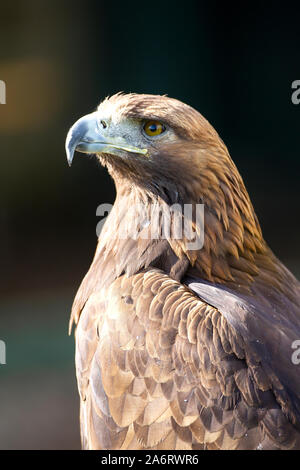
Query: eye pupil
[
  {"left": 101, "top": 120, "right": 107, "bottom": 129},
  {"left": 149, "top": 124, "right": 157, "bottom": 133}
]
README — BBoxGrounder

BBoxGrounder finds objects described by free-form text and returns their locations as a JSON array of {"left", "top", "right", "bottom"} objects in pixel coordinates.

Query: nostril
[{"left": 100, "top": 120, "right": 107, "bottom": 129}]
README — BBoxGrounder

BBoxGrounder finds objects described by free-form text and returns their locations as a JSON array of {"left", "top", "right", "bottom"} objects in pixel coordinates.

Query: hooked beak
[{"left": 65, "top": 112, "right": 148, "bottom": 166}]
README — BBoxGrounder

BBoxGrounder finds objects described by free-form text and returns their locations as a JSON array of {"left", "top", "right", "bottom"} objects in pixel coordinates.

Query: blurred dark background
[{"left": 0, "top": 0, "right": 299, "bottom": 449}]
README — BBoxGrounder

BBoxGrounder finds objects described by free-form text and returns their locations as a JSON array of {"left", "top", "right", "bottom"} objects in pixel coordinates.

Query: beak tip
[{"left": 65, "top": 141, "right": 74, "bottom": 167}]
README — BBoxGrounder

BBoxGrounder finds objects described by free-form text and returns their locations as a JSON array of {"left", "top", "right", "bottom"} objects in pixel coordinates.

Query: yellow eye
[{"left": 143, "top": 120, "right": 166, "bottom": 137}]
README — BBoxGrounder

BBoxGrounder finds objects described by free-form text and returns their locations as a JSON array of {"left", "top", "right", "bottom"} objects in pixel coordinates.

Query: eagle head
[{"left": 65, "top": 93, "right": 234, "bottom": 198}]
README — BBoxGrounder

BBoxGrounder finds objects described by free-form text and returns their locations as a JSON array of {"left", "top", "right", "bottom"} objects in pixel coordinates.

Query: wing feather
[{"left": 75, "top": 269, "right": 300, "bottom": 449}]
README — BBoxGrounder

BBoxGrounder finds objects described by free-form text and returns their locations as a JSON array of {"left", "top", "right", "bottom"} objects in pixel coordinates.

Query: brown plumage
[{"left": 66, "top": 93, "right": 300, "bottom": 450}]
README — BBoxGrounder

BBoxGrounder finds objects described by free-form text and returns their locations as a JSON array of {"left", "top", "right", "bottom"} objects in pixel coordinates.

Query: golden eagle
[{"left": 66, "top": 93, "right": 300, "bottom": 450}]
